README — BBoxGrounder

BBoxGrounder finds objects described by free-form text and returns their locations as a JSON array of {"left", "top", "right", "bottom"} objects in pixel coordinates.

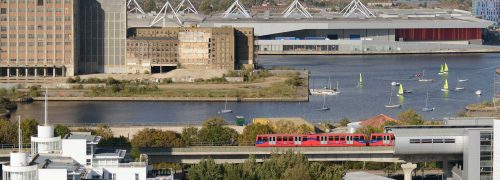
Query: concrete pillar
[
  {"left": 34, "top": 68, "right": 38, "bottom": 77},
  {"left": 6, "top": 68, "right": 9, "bottom": 77},
  {"left": 401, "top": 163, "right": 417, "bottom": 180},
  {"left": 62, "top": 67, "right": 66, "bottom": 77},
  {"left": 43, "top": 68, "right": 47, "bottom": 77},
  {"left": 25, "top": 68, "right": 28, "bottom": 77},
  {"left": 442, "top": 161, "right": 452, "bottom": 179},
  {"left": 15, "top": 68, "right": 19, "bottom": 77},
  {"left": 52, "top": 68, "right": 55, "bottom": 77}
]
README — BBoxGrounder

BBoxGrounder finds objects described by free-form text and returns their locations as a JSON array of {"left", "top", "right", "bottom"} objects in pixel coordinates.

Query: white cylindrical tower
[
  {"left": 37, "top": 126, "right": 54, "bottom": 138},
  {"left": 2, "top": 152, "right": 38, "bottom": 180},
  {"left": 31, "top": 125, "right": 61, "bottom": 154}
]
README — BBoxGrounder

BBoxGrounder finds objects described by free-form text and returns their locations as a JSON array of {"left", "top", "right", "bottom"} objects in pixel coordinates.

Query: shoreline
[
  {"left": 257, "top": 49, "right": 500, "bottom": 55},
  {"left": 32, "top": 96, "right": 309, "bottom": 102}
]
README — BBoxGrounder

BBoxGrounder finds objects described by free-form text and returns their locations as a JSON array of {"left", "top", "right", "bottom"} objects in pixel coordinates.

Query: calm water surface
[{"left": 10, "top": 53, "right": 500, "bottom": 124}]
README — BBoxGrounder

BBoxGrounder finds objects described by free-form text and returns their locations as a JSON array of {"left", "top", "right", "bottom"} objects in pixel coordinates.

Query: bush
[
  {"left": 66, "top": 77, "right": 76, "bottom": 83},
  {"left": 162, "top": 78, "right": 173, "bottom": 84},
  {"left": 54, "top": 124, "right": 71, "bottom": 137},
  {"left": 131, "top": 128, "right": 184, "bottom": 148},
  {"left": 339, "top": 117, "right": 350, "bottom": 127}
]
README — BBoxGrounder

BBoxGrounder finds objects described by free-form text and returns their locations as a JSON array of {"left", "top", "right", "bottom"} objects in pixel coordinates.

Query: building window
[
  {"left": 86, "top": 159, "right": 91, "bottom": 166},
  {"left": 37, "top": 0, "right": 43, "bottom": 6},
  {"left": 135, "top": 173, "right": 139, "bottom": 180}
]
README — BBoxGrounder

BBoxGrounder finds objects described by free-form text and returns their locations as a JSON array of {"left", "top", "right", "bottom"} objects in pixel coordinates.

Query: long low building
[{"left": 129, "top": 8, "right": 498, "bottom": 55}]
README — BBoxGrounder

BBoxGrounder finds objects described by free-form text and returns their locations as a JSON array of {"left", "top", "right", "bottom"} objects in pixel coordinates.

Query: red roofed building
[{"left": 359, "top": 114, "right": 399, "bottom": 127}]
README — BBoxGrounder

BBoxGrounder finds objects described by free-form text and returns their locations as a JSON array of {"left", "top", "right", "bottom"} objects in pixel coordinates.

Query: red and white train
[{"left": 255, "top": 133, "right": 395, "bottom": 147}]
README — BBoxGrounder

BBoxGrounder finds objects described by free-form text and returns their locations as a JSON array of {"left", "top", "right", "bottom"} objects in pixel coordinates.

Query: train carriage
[
  {"left": 369, "top": 133, "right": 395, "bottom": 146},
  {"left": 255, "top": 133, "right": 367, "bottom": 147}
]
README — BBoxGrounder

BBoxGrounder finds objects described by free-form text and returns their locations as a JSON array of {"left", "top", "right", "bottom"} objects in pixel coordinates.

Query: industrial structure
[
  {"left": 128, "top": 0, "right": 497, "bottom": 55},
  {"left": 0, "top": 0, "right": 78, "bottom": 77},
  {"left": 127, "top": 26, "right": 254, "bottom": 72},
  {"left": 473, "top": 0, "right": 500, "bottom": 26}
]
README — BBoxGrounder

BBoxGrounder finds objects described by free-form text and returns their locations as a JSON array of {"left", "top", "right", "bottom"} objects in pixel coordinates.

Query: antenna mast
[
  {"left": 44, "top": 87, "right": 48, "bottom": 126},
  {"left": 18, "top": 116, "right": 22, "bottom": 152}
]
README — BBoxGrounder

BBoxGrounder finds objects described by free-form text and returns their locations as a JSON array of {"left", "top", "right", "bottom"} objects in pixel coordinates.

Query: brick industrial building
[
  {"left": 126, "top": 26, "right": 254, "bottom": 73},
  {"left": 0, "top": 0, "right": 78, "bottom": 78}
]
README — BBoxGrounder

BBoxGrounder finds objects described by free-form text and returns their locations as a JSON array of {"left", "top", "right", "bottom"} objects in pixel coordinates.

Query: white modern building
[{"left": 2, "top": 90, "right": 149, "bottom": 180}]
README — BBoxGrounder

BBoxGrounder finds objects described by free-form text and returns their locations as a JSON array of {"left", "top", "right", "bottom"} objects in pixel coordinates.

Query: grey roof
[
  {"left": 387, "top": 125, "right": 492, "bottom": 136},
  {"left": 94, "top": 149, "right": 126, "bottom": 158},
  {"left": 344, "top": 171, "right": 394, "bottom": 180},
  {"left": 65, "top": 132, "right": 101, "bottom": 144},
  {"left": 127, "top": 8, "right": 494, "bottom": 36},
  {"left": 33, "top": 154, "right": 83, "bottom": 173}
]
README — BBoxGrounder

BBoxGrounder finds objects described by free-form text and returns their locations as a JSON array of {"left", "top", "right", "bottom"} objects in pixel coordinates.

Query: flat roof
[
  {"left": 33, "top": 154, "right": 83, "bottom": 173},
  {"left": 94, "top": 149, "right": 126, "bottom": 158},
  {"left": 65, "top": 132, "right": 101, "bottom": 144}
]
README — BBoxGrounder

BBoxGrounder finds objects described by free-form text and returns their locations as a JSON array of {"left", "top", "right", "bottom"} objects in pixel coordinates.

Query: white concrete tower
[
  {"left": 2, "top": 117, "right": 38, "bottom": 180},
  {"left": 30, "top": 88, "right": 61, "bottom": 154},
  {"left": 493, "top": 119, "right": 500, "bottom": 180}
]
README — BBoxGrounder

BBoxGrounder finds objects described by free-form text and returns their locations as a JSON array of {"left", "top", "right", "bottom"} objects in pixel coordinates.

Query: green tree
[
  {"left": 355, "top": 125, "right": 383, "bottom": 138},
  {"left": 181, "top": 126, "right": 199, "bottom": 146},
  {"left": 20, "top": 118, "right": 38, "bottom": 143},
  {"left": 274, "top": 121, "right": 314, "bottom": 134},
  {"left": 188, "top": 158, "right": 224, "bottom": 180},
  {"left": 197, "top": 117, "right": 239, "bottom": 145},
  {"left": 130, "top": 146, "right": 140, "bottom": 160},
  {"left": 397, "top": 108, "right": 425, "bottom": 125},
  {"left": 339, "top": 117, "right": 350, "bottom": 127},
  {"left": 240, "top": 123, "right": 274, "bottom": 146},
  {"left": 54, "top": 124, "right": 71, "bottom": 138},
  {"left": 131, "top": 128, "right": 184, "bottom": 148},
  {"left": 98, "top": 136, "right": 131, "bottom": 148},
  {"left": 143, "top": 0, "right": 157, "bottom": 12},
  {"left": 95, "top": 124, "right": 113, "bottom": 140},
  {"left": 0, "top": 120, "right": 16, "bottom": 144}
]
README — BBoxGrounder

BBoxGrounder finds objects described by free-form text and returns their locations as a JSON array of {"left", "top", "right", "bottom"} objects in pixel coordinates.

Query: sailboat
[
  {"left": 357, "top": 73, "right": 363, "bottom": 87},
  {"left": 316, "top": 95, "right": 330, "bottom": 111},
  {"left": 397, "top": 84, "right": 404, "bottom": 96},
  {"left": 441, "top": 79, "right": 449, "bottom": 92},
  {"left": 418, "top": 70, "right": 433, "bottom": 82},
  {"left": 438, "top": 64, "right": 446, "bottom": 75},
  {"left": 310, "top": 77, "right": 339, "bottom": 95},
  {"left": 385, "top": 87, "right": 402, "bottom": 108},
  {"left": 444, "top": 63, "right": 449, "bottom": 74},
  {"left": 455, "top": 78, "right": 465, "bottom": 91},
  {"left": 422, "top": 92, "right": 435, "bottom": 112},
  {"left": 219, "top": 96, "right": 233, "bottom": 114}
]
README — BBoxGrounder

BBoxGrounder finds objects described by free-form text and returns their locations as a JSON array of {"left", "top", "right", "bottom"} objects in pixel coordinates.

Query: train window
[
  {"left": 277, "top": 136, "right": 282, "bottom": 141},
  {"left": 335, "top": 136, "right": 339, "bottom": 141},
  {"left": 360, "top": 136, "right": 365, "bottom": 141},
  {"left": 316, "top": 136, "right": 320, "bottom": 141},
  {"left": 353, "top": 136, "right": 359, "bottom": 141},
  {"left": 283, "top": 136, "right": 288, "bottom": 141},
  {"left": 376, "top": 136, "right": 383, "bottom": 141},
  {"left": 340, "top": 137, "right": 345, "bottom": 141},
  {"left": 263, "top": 137, "right": 268, "bottom": 142},
  {"left": 289, "top": 136, "right": 293, "bottom": 141},
  {"left": 257, "top": 137, "right": 262, "bottom": 141},
  {"left": 433, "top": 139, "right": 444, "bottom": 143},
  {"left": 410, "top": 139, "right": 420, "bottom": 144},
  {"left": 328, "top": 136, "right": 333, "bottom": 141},
  {"left": 303, "top": 136, "right": 308, "bottom": 141},
  {"left": 421, "top": 139, "right": 432, "bottom": 143},
  {"left": 391, "top": 136, "right": 395, "bottom": 140},
  {"left": 444, "top": 139, "right": 455, "bottom": 143}
]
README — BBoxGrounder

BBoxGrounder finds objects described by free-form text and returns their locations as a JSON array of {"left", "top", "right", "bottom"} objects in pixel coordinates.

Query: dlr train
[{"left": 255, "top": 133, "right": 395, "bottom": 147}]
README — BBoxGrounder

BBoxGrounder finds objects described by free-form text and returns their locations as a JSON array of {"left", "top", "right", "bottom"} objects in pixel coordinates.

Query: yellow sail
[
  {"left": 444, "top": 63, "right": 449, "bottom": 72},
  {"left": 359, "top": 73, "right": 363, "bottom": 83},
  {"left": 439, "top": 64, "right": 444, "bottom": 73},
  {"left": 398, "top": 84, "right": 404, "bottom": 95},
  {"left": 443, "top": 79, "right": 448, "bottom": 90}
]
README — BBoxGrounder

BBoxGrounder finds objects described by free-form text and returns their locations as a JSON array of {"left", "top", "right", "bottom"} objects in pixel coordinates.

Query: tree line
[{"left": 188, "top": 151, "right": 347, "bottom": 180}]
